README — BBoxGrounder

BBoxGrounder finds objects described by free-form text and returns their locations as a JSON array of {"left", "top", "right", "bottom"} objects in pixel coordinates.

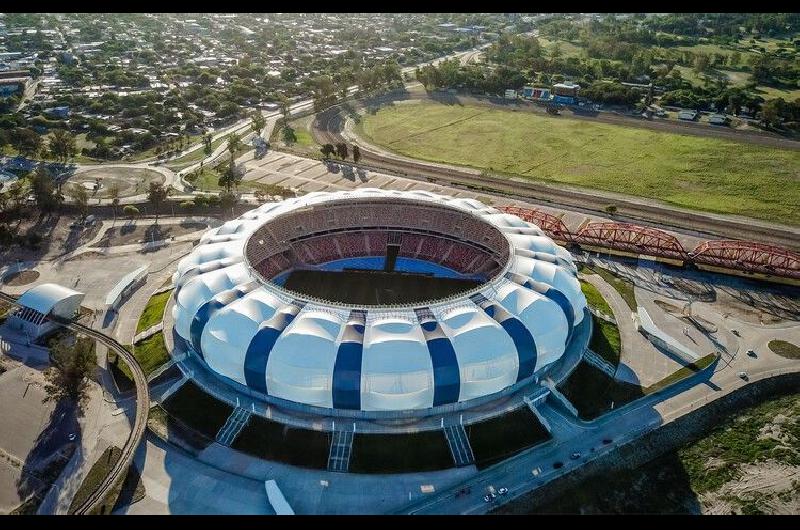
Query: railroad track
[
  {"left": 0, "top": 292, "right": 150, "bottom": 515},
  {"left": 312, "top": 107, "right": 800, "bottom": 252}
]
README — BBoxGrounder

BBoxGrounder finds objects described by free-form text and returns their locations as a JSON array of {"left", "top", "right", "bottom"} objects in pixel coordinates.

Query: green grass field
[
  {"left": 131, "top": 332, "right": 170, "bottom": 376},
  {"left": 110, "top": 331, "right": 170, "bottom": 385},
  {"left": 283, "top": 269, "right": 480, "bottom": 305},
  {"left": 357, "top": 101, "right": 800, "bottom": 225},
  {"left": 136, "top": 290, "right": 172, "bottom": 334},
  {"left": 768, "top": 339, "right": 800, "bottom": 359},
  {"left": 589, "top": 315, "right": 622, "bottom": 367},
  {"left": 580, "top": 279, "right": 613, "bottom": 317},
  {"left": 578, "top": 263, "right": 637, "bottom": 311}
]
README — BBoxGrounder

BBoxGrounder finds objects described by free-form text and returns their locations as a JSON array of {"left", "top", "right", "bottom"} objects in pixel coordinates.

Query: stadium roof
[
  {"left": 18, "top": 283, "right": 83, "bottom": 315},
  {"left": 171, "top": 189, "right": 587, "bottom": 413}
]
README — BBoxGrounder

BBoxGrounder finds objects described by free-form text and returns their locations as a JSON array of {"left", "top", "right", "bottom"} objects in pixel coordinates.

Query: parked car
[
  {"left": 738, "top": 371, "right": 749, "bottom": 380},
  {"left": 483, "top": 495, "right": 492, "bottom": 503},
  {"left": 746, "top": 349, "right": 757, "bottom": 358},
  {"left": 553, "top": 461, "right": 564, "bottom": 469},
  {"left": 570, "top": 452, "right": 581, "bottom": 460},
  {"left": 498, "top": 487, "right": 508, "bottom": 495}
]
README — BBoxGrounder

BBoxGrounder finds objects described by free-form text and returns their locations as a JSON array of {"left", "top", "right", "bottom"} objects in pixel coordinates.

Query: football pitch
[{"left": 283, "top": 268, "right": 480, "bottom": 305}]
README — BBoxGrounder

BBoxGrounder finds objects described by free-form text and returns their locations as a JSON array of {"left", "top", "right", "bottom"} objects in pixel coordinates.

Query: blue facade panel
[
  {"left": 498, "top": 317, "right": 537, "bottom": 382},
  {"left": 427, "top": 337, "right": 461, "bottom": 406},
  {"left": 243, "top": 326, "right": 283, "bottom": 394},
  {"left": 331, "top": 342, "right": 364, "bottom": 409}
]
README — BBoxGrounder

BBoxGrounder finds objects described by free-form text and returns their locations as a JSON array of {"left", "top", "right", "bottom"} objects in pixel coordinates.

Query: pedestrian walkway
[
  {"left": 443, "top": 424, "right": 474, "bottom": 467},
  {"left": 327, "top": 430, "right": 354, "bottom": 473},
  {"left": 216, "top": 408, "right": 252, "bottom": 446}
]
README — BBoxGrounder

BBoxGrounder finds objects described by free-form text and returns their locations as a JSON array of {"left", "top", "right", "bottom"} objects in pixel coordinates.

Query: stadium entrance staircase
[
  {"left": 216, "top": 408, "right": 252, "bottom": 446},
  {"left": 443, "top": 423, "right": 475, "bottom": 467},
  {"left": 327, "top": 429, "right": 354, "bottom": 472}
]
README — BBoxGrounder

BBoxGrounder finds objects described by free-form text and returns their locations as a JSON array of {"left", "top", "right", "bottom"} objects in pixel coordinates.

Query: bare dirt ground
[
  {"left": 1, "top": 270, "right": 40, "bottom": 286},
  {"left": 64, "top": 167, "right": 165, "bottom": 199},
  {"left": 0, "top": 213, "right": 102, "bottom": 263},
  {"left": 94, "top": 222, "right": 208, "bottom": 247},
  {"left": 701, "top": 463, "right": 800, "bottom": 514}
]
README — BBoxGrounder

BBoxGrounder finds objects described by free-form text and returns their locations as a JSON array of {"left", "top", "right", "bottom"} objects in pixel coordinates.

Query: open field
[
  {"left": 559, "top": 354, "right": 718, "bottom": 420},
  {"left": 580, "top": 279, "right": 613, "bottom": 317},
  {"left": 578, "top": 263, "right": 637, "bottom": 311},
  {"left": 111, "top": 331, "right": 169, "bottom": 385},
  {"left": 68, "top": 446, "right": 144, "bottom": 515},
  {"left": 357, "top": 101, "right": 800, "bottom": 224}
]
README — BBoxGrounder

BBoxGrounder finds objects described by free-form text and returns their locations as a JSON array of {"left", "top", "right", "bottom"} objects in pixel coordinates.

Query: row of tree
[{"left": 320, "top": 142, "right": 361, "bottom": 163}]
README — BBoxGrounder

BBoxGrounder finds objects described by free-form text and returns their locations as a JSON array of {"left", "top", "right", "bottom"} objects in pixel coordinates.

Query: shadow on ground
[{"left": 15, "top": 399, "right": 79, "bottom": 507}]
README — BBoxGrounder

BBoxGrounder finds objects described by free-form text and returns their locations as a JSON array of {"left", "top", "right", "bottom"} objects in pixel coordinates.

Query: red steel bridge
[{"left": 499, "top": 206, "right": 800, "bottom": 280}]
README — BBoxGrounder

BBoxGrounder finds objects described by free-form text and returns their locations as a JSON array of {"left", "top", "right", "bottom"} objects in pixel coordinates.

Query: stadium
[{"left": 171, "top": 189, "right": 589, "bottom": 419}]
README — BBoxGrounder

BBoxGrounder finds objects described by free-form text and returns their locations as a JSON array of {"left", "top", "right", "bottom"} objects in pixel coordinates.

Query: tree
[
  {"left": 250, "top": 110, "right": 266, "bottom": 137},
  {"left": 123, "top": 205, "right": 140, "bottom": 219},
  {"left": 203, "top": 132, "right": 213, "bottom": 156},
  {"left": 108, "top": 182, "right": 120, "bottom": 222},
  {"left": 320, "top": 143, "right": 335, "bottom": 158},
  {"left": 761, "top": 98, "right": 784, "bottom": 128},
  {"left": 11, "top": 128, "right": 42, "bottom": 158},
  {"left": 336, "top": 142, "right": 348, "bottom": 160},
  {"left": 29, "top": 166, "right": 59, "bottom": 212},
  {"left": 147, "top": 181, "right": 169, "bottom": 222},
  {"left": 219, "top": 191, "right": 237, "bottom": 212},
  {"left": 67, "top": 184, "right": 89, "bottom": 217},
  {"left": 281, "top": 126, "right": 296, "bottom": 144},
  {"left": 48, "top": 129, "right": 77, "bottom": 163},
  {"left": 278, "top": 95, "right": 290, "bottom": 124},
  {"left": 693, "top": 53, "right": 710, "bottom": 74},
  {"left": 352, "top": 145, "right": 361, "bottom": 164},
  {"left": 604, "top": 204, "right": 618, "bottom": 215},
  {"left": 226, "top": 132, "right": 242, "bottom": 171},
  {"left": 43, "top": 337, "right": 96, "bottom": 408}
]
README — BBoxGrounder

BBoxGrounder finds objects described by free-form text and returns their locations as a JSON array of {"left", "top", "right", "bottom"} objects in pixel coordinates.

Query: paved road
[{"left": 399, "top": 312, "right": 800, "bottom": 514}]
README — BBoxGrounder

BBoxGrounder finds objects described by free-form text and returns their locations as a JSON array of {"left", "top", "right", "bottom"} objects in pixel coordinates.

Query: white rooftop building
[{"left": 7, "top": 283, "right": 85, "bottom": 340}]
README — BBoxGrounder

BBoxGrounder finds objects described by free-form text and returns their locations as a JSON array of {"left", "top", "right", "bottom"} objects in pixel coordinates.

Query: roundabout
[{"left": 63, "top": 166, "right": 167, "bottom": 199}]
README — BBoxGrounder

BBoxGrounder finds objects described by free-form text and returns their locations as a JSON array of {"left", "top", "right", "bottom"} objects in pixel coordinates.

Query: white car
[{"left": 498, "top": 487, "right": 508, "bottom": 495}]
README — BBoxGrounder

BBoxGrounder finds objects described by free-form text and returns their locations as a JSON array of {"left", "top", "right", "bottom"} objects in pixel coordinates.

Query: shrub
[{"left": 122, "top": 205, "right": 140, "bottom": 218}]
